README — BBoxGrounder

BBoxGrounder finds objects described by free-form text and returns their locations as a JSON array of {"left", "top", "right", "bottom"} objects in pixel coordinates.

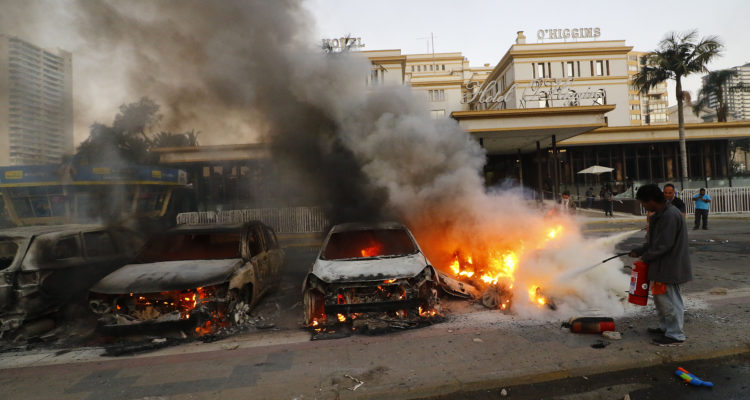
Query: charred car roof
[
  {"left": 166, "top": 221, "right": 267, "bottom": 234},
  {"left": 328, "top": 221, "right": 409, "bottom": 233},
  {"left": 0, "top": 224, "right": 108, "bottom": 238}
]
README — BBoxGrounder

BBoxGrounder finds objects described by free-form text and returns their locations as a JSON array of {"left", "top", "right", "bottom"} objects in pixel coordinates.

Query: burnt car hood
[
  {"left": 90, "top": 258, "right": 242, "bottom": 294},
  {"left": 311, "top": 253, "right": 428, "bottom": 283}
]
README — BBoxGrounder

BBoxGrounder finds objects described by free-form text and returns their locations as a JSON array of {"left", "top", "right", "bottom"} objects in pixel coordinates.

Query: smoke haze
[{"left": 0, "top": 0, "right": 633, "bottom": 317}]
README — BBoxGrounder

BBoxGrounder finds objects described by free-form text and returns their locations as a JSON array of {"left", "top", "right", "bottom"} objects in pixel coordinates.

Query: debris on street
[
  {"left": 344, "top": 374, "right": 364, "bottom": 391},
  {"left": 603, "top": 331, "right": 622, "bottom": 340},
  {"left": 676, "top": 367, "right": 714, "bottom": 387},
  {"left": 591, "top": 339, "right": 610, "bottom": 349}
]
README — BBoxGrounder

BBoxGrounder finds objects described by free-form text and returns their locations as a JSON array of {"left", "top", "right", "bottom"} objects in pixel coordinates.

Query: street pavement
[{"left": 1, "top": 216, "right": 749, "bottom": 399}]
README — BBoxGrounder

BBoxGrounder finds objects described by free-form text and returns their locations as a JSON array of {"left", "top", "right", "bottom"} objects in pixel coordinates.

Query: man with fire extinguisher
[{"left": 630, "top": 184, "right": 692, "bottom": 346}]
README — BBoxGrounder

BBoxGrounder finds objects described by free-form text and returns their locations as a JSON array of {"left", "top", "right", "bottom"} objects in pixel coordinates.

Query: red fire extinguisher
[{"left": 628, "top": 260, "right": 650, "bottom": 306}]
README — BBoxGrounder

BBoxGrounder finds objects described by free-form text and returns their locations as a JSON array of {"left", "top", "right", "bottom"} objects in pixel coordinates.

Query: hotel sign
[
  {"left": 520, "top": 78, "right": 606, "bottom": 108},
  {"left": 464, "top": 78, "right": 606, "bottom": 109},
  {"left": 321, "top": 37, "right": 365, "bottom": 50},
  {"left": 537, "top": 27, "right": 601, "bottom": 40}
]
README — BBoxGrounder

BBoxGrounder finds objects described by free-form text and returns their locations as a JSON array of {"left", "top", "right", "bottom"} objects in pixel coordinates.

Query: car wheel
[{"left": 303, "top": 289, "right": 325, "bottom": 326}]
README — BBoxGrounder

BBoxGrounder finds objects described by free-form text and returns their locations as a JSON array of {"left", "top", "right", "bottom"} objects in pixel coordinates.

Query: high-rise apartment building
[
  {"left": 0, "top": 34, "right": 73, "bottom": 166},
  {"left": 704, "top": 62, "right": 750, "bottom": 121},
  {"left": 627, "top": 51, "right": 669, "bottom": 125}
]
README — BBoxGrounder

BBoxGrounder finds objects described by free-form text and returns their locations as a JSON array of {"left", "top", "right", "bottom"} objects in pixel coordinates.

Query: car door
[
  {"left": 0, "top": 236, "right": 25, "bottom": 313},
  {"left": 262, "top": 226, "right": 283, "bottom": 287},
  {"left": 29, "top": 233, "right": 87, "bottom": 311},
  {"left": 247, "top": 224, "right": 270, "bottom": 294}
]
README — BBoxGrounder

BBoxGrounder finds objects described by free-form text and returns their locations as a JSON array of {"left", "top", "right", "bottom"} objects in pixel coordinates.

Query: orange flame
[
  {"left": 360, "top": 242, "right": 383, "bottom": 257},
  {"left": 529, "top": 285, "right": 548, "bottom": 306},
  {"left": 440, "top": 222, "right": 566, "bottom": 311}
]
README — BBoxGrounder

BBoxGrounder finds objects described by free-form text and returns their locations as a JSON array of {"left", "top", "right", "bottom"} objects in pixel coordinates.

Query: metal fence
[
  {"left": 640, "top": 187, "right": 750, "bottom": 215},
  {"left": 177, "top": 207, "right": 329, "bottom": 233}
]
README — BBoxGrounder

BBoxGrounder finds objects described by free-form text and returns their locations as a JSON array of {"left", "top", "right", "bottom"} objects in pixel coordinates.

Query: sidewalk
[{"left": 1, "top": 289, "right": 749, "bottom": 399}]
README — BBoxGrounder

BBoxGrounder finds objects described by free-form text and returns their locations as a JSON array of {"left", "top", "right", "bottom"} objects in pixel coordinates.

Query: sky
[
  {"left": 307, "top": 0, "right": 750, "bottom": 105},
  {"left": 2, "top": 0, "right": 748, "bottom": 144}
]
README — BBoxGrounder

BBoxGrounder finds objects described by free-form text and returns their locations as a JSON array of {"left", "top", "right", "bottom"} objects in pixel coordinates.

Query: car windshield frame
[
  {"left": 320, "top": 228, "right": 419, "bottom": 261},
  {"left": 0, "top": 236, "right": 23, "bottom": 271},
  {"left": 137, "top": 231, "right": 242, "bottom": 263}
]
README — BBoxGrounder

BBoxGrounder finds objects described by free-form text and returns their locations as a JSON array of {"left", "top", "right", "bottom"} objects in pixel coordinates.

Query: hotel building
[
  {"left": 0, "top": 34, "right": 74, "bottom": 166},
  {"left": 151, "top": 32, "right": 750, "bottom": 212},
  {"left": 449, "top": 31, "right": 750, "bottom": 196}
]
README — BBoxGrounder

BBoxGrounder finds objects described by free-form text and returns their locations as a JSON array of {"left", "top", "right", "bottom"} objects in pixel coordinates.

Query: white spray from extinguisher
[{"left": 553, "top": 229, "right": 642, "bottom": 281}]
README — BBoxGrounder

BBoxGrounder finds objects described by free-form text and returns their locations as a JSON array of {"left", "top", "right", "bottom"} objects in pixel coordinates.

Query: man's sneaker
[
  {"left": 647, "top": 327, "right": 666, "bottom": 334},
  {"left": 652, "top": 336, "right": 684, "bottom": 346}
]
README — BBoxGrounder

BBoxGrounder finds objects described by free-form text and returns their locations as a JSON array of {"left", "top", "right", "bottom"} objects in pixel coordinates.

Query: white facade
[
  {"left": 363, "top": 49, "right": 492, "bottom": 118},
  {"left": 363, "top": 32, "right": 669, "bottom": 129},
  {"left": 0, "top": 34, "right": 74, "bottom": 166},
  {"left": 468, "top": 33, "right": 643, "bottom": 127}
]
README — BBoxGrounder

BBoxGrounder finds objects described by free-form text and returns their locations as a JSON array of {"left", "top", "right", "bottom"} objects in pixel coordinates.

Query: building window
[
  {"left": 566, "top": 62, "right": 574, "bottom": 78},
  {"left": 630, "top": 114, "right": 641, "bottom": 120},
  {"left": 430, "top": 64, "right": 434, "bottom": 71},
  {"left": 429, "top": 89, "right": 445, "bottom": 102},
  {"left": 535, "top": 63, "right": 545, "bottom": 78},
  {"left": 630, "top": 104, "right": 640, "bottom": 110},
  {"left": 595, "top": 60, "right": 604, "bottom": 76},
  {"left": 417, "top": 65, "right": 421, "bottom": 72},
  {"left": 430, "top": 109, "right": 445, "bottom": 119},
  {"left": 441, "top": 64, "right": 445, "bottom": 70},
  {"left": 411, "top": 66, "right": 414, "bottom": 72},
  {"left": 628, "top": 65, "right": 638, "bottom": 72}
]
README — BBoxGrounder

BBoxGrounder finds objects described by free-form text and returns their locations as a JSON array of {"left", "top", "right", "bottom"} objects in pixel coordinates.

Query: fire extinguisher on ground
[{"left": 628, "top": 260, "right": 650, "bottom": 306}]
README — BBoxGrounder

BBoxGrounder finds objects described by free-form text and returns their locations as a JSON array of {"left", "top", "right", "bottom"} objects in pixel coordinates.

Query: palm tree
[
  {"left": 632, "top": 31, "right": 722, "bottom": 187},
  {"left": 693, "top": 69, "right": 745, "bottom": 122}
]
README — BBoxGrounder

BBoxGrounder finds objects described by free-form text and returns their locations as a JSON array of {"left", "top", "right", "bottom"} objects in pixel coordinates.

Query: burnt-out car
[
  {"left": 88, "top": 221, "right": 284, "bottom": 335},
  {"left": 0, "top": 224, "right": 144, "bottom": 338},
  {"left": 302, "top": 222, "right": 440, "bottom": 331}
]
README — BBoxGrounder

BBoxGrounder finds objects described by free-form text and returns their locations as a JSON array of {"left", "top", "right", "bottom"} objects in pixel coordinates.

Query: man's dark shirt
[{"left": 669, "top": 197, "right": 686, "bottom": 214}]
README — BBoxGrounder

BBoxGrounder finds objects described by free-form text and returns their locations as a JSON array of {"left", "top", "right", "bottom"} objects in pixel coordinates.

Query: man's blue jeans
[{"left": 653, "top": 283, "right": 686, "bottom": 341}]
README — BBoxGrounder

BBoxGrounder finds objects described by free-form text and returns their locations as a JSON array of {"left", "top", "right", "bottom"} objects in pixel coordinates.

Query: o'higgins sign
[{"left": 537, "top": 27, "right": 601, "bottom": 40}]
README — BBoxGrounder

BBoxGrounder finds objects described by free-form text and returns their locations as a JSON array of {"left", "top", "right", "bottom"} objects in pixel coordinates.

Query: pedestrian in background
[
  {"left": 663, "top": 183, "right": 686, "bottom": 217},
  {"left": 603, "top": 186, "right": 614, "bottom": 217},
  {"left": 630, "top": 184, "right": 691, "bottom": 346},
  {"left": 585, "top": 187, "right": 595, "bottom": 209},
  {"left": 692, "top": 188, "right": 711, "bottom": 230}
]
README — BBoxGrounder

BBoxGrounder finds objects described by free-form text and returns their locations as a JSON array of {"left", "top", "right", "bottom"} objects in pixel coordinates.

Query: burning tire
[{"left": 481, "top": 283, "right": 513, "bottom": 311}]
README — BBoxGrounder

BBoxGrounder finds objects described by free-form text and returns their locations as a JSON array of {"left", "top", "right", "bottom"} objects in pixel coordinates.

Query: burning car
[
  {"left": 88, "top": 221, "right": 284, "bottom": 335},
  {"left": 302, "top": 222, "right": 440, "bottom": 332},
  {"left": 0, "top": 224, "right": 144, "bottom": 338}
]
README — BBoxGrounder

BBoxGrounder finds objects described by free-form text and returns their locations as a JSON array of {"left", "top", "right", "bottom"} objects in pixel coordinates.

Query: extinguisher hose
[
  {"left": 601, "top": 252, "right": 631, "bottom": 264},
  {"left": 556, "top": 252, "right": 632, "bottom": 280}
]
